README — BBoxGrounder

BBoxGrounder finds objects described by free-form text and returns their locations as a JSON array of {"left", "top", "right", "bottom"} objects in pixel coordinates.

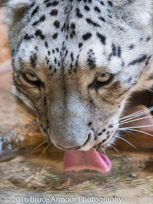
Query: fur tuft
[
  {"left": 114, "top": 0, "right": 153, "bottom": 29},
  {"left": 132, "top": 0, "right": 153, "bottom": 28},
  {"left": 8, "top": 0, "right": 33, "bottom": 9}
]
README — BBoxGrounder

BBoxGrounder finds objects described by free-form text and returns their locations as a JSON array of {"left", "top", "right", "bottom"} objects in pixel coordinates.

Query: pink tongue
[{"left": 64, "top": 149, "right": 111, "bottom": 174}]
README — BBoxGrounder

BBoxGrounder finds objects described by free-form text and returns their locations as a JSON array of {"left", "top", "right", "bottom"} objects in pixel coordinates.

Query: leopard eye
[
  {"left": 22, "top": 71, "right": 41, "bottom": 86},
  {"left": 89, "top": 72, "right": 114, "bottom": 89},
  {"left": 96, "top": 73, "right": 112, "bottom": 83},
  {"left": 95, "top": 72, "right": 114, "bottom": 87}
]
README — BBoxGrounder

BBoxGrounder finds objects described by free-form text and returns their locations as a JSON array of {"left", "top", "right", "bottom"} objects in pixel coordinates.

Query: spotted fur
[{"left": 2, "top": 0, "right": 153, "bottom": 150}]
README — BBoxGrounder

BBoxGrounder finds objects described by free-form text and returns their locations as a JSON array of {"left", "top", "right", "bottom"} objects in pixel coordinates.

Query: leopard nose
[
  {"left": 49, "top": 118, "right": 91, "bottom": 150},
  {"left": 50, "top": 130, "right": 89, "bottom": 150},
  {"left": 52, "top": 133, "right": 92, "bottom": 150}
]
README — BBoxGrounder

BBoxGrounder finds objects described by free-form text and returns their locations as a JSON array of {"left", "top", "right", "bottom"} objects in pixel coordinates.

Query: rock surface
[
  {"left": 0, "top": 92, "right": 43, "bottom": 152},
  {"left": 0, "top": 8, "right": 10, "bottom": 64},
  {"left": 0, "top": 8, "right": 12, "bottom": 91}
]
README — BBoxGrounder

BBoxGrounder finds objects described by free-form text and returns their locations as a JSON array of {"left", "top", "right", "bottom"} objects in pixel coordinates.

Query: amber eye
[
  {"left": 89, "top": 72, "right": 114, "bottom": 89},
  {"left": 95, "top": 72, "right": 114, "bottom": 88},
  {"left": 96, "top": 73, "right": 112, "bottom": 83},
  {"left": 22, "top": 71, "right": 41, "bottom": 86}
]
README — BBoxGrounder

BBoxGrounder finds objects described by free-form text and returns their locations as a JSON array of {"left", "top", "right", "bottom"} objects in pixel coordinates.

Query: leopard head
[{"left": 6, "top": 0, "right": 153, "bottom": 150}]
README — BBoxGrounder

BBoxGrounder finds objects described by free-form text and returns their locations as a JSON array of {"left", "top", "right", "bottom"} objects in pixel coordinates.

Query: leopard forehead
[{"left": 9, "top": 0, "right": 152, "bottom": 75}]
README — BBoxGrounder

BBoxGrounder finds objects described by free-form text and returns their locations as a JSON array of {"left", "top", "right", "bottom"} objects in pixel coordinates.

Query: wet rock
[
  {"left": 0, "top": 61, "right": 12, "bottom": 91},
  {"left": 0, "top": 8, "right": 10, "bottom": 64},
  {"left": 0, "top": 92, "right": 43, "bottom": 155},
  {"left": 0, "top": 8, "right": 12, "bottom": 91}
]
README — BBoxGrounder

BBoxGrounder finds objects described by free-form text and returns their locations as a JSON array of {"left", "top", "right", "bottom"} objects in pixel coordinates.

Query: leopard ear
[
  {"left": 8, "top": 0, "right": 33, "bottom": 9},
  {"left": 7, "top": 0, "right": 35, "bottom": 53},
  {"left": 115, "top": 0, "right": 153, "bottom": 29},
  {"left": 130, "top": 0, "right": 153, "bottom": 28},
  {"left": 7, "top": 0, "right": 34, "bottom": 24}
]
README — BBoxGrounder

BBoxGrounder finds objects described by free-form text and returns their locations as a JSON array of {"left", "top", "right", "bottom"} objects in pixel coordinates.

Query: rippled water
[{"left": 0, "top": 133, "right": 153, "bottom": 204}]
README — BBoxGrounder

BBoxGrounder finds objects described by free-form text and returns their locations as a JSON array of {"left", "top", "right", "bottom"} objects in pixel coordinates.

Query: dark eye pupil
[
  {"left": 29, "top": 72, "right": 36, "bottom": 78},
  {"left": 101, "top": 73, "right": 106, "bottom": 78}
]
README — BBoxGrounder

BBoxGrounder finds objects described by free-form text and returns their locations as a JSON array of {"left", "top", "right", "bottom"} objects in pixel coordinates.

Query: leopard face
[{"left": 6, "top": 0, "right": 153, "bottom": 150}]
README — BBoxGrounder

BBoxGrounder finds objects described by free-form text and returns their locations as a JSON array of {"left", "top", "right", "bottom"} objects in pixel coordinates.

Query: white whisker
[
  {"left": 110, "top": 144, "right": 128, "bottom": 159},
  {"left": 110, "top": 144, "right": 120, "bottom": 154},
  {"left": 120, "top": 109, "right": 146, "bottom": 120},
  {"left": 119, "top": 124, "right": 153, "bottom": 129},
  {"left": 120, "top": 106, "right": 153, "bottom": 121},
  {"left": 119, "top": 129, "right": 133, "bottom": 134},
  {"left": 31, "top": 140, "right": 48, "bottom": 154},
  {"left": 102, "top": 148, "right": 109, "bottom": 158},
  {"left": 18, "top": 111, "right": 38, "bottom": 126},
  {"left": 41, "top": 143, "right": 51, "bottom": 157},
  {"left": 119, "top": 128, "right": 153, "bottom": 138},
  {"left": 120, "top": 116, "right": 153, "bottom": 125},
  {"left": 115, "top": 135, "right": 138, "bottom": 150}
]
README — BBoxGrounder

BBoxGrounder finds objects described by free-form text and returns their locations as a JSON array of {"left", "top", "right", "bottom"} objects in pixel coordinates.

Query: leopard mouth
[
  {"left": 48, "top": 127, "right": 113, "bottom": 174},
  {"left": 63, "top": 130, "right": 117, "bottom": 174},
  {"left": 64, "top": 148, "right": 111, "bottom": 174}
]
